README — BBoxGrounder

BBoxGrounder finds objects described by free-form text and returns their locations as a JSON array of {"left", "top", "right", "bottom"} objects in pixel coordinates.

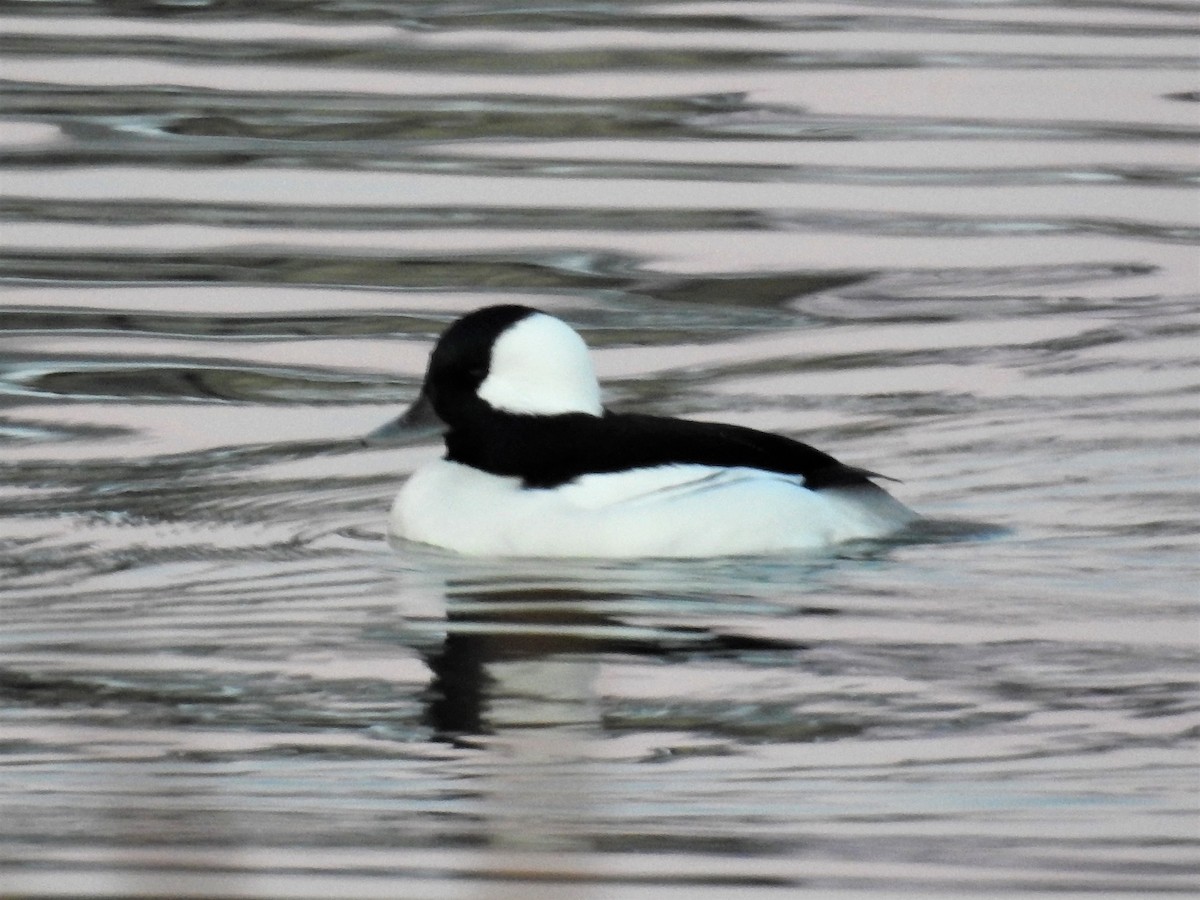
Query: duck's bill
[{"left": 364, "top": 390, "right": 446, "bottom": 446}]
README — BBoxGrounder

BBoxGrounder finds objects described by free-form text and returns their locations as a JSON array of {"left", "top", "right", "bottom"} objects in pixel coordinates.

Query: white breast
[{"left": 391, "top": 459, "right": 916, "bottom": 558}]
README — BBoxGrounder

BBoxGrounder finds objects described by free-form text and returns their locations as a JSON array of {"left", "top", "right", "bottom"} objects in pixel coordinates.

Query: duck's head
[{"left": 367, "top": 305, "right": 602, "bottom": 444}]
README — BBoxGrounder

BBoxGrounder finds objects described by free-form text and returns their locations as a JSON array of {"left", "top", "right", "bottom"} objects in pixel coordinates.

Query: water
[{"left": 1, "top": 2, "right": 1197, "bottom": 897}]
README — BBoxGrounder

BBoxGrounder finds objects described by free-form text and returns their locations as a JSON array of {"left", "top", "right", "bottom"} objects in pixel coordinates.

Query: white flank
[
  {"left": 477, "top": 313, "right": 603, "bottom": 416},
  {"left": 391, "top": 461, "right": 917, "bottom": 558}
]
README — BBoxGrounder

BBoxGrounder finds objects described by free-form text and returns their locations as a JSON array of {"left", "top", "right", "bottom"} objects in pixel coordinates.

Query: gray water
[{"left": 1, "top": 2, "right": 1198, "bottom": 897}]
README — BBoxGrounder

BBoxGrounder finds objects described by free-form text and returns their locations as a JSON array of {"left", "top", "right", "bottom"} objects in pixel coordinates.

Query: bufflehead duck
[{"left": 369, "top": 305, "right": 917, "bottom": 558}]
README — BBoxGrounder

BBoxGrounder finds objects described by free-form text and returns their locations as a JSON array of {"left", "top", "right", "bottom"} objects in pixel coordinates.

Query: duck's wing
[
  {"left": 445, "top": 409, "right": 889, "bottom": 490},
  {"left": 543, "top": 412, "right": 885, "bottom": 490}
]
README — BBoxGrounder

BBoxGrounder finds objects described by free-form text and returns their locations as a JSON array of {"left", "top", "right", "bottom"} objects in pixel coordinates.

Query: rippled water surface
[{"left": 1, "top": 1, "right": 1198, "bottom": 897}]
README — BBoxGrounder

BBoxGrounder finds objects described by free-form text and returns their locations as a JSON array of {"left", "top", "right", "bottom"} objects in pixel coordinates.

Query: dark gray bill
[{"left": 363, "top": 390, "right": 446, "bottom": 446}]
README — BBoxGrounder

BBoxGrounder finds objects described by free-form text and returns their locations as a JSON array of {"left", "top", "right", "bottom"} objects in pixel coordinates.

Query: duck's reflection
[
  {"left": 394, "top": 564, "right": 809, "bottom": 863},
  {"left": 424, "top": 628, "right": 489, "bottom": 737},
  {"left": 419, "top": 584, "right": 803, "bottom": 741},
  {"left": 425, "top": 590, "right": 600, "bottom": 741}
]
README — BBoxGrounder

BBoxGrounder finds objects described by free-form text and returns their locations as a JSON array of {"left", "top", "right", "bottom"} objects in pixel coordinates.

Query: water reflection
[
  {"left": 422, "top": 585, "right": 807, "bottom": 742},
  {"left": 402, "top": 569, "right": 814, "bottom": 867}
]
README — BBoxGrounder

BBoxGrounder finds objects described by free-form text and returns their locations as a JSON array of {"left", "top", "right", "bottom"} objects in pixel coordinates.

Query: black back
[{"left": 445, "top": 409, "right": 880, "bottom": 490}]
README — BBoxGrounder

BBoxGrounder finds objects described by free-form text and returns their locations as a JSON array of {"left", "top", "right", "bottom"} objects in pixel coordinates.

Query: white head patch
[{"left": 477, "top": 313, "right": 603, "bottom": 416}]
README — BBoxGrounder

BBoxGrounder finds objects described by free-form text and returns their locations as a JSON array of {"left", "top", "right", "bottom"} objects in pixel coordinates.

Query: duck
[{"left": 367, "top": 305, "right": 918, "bottom": 558}]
